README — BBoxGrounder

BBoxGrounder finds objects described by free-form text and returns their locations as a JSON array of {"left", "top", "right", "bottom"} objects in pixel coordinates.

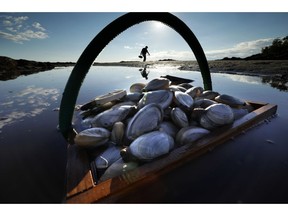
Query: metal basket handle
[{"left": 59, "top": 12, "right": 212, "bottom": 141}]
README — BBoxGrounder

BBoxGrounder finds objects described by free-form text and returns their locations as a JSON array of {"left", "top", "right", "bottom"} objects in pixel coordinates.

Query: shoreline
[
  {"left": 1, "top": 59, "right": 288, "bottom": 90},
  {"left": 94, "top": 60, "right": 288, "bottom": 77}
]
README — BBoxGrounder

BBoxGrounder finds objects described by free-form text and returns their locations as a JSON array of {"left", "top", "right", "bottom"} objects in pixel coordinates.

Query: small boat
[
  {"left": 160, "top": 75, "right": 194, "bottom": 85},
  {"left": 65, "top": 100, "right": 277, "bottom": 203}
]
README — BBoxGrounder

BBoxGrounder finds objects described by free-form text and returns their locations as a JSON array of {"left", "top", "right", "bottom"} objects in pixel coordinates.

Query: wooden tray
[{"left": 65, "top": 100, "right": 277, "bottom": 203}]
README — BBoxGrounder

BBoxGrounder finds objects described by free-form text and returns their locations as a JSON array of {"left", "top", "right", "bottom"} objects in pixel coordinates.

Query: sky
[{"left": 1, "top": 2, "right": 288, "bottom": 63}]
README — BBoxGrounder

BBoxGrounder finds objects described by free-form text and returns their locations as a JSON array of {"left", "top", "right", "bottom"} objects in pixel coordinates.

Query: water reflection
[
  {"left": 262, "top": 74, "right": 288, "bottom": 91},
  {"left": 0, "top": 85, "right": 60, "bottom": 130},
  {"left": 139, "top": 64, "right": 150, "bottom": 80}
]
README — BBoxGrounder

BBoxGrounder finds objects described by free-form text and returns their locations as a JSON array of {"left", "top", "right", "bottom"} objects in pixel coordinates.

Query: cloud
[
  {"left": 0, "top": 15, "right": 48, "bottom": 43},
  {"left": 134, "top": 38, "right": 275, "bottom": 61},
  {"left": 205, "top": 38, "right": 274, "bottom": 59},
  {"left": 0, "top": 86, "right": 60, "bottom": 130}
]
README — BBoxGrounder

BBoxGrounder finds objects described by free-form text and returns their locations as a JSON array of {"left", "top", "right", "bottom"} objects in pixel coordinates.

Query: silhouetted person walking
[{"left": 139, "top": 46, "right": 150, "bottom": 62}]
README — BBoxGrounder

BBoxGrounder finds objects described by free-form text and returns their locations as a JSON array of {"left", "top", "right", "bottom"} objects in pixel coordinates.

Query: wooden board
[{"left": 65, "top": 101, "right": 277, "bottom": 203}]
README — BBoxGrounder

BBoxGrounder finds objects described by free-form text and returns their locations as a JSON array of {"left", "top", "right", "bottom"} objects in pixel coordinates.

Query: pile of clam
[{"left": 74, "top": 77, "right": 253, "bottom": 182}]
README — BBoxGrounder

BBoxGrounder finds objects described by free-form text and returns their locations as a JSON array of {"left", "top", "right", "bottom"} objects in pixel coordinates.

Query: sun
[{"left": 153, "top": 21, "right": 166, "bottom": 29}]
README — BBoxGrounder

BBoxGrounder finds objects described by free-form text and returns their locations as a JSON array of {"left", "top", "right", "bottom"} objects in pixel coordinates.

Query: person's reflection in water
[{"left": 139, "top": 64, "right": 150, "bottom": 80}]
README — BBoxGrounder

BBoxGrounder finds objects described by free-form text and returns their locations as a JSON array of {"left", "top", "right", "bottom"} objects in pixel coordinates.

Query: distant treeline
[
  {"left": 0, "top": 56, "right": 75, "bottom": 80},
  {"left": 222, "top": 35, "right": 288, "bottom": 60}
]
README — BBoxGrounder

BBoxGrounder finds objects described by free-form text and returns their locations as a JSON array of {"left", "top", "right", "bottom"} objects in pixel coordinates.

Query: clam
[
  {"left": 91, "top": 105, "right": 135, "bottom": 129},
  {"left": 126, "top": 103, "right": 163, "bottom": 140},
  {"left": 169, "top": 85, "right": 187, "bottom": 92},
  {"left": 74, "top": 127, "right": 110, "bottom": 148},
  {"left": 196, "top": 90, "right": 220, "bottom": 100},
  {"left": 185, "top": 86, "right": 204, "bottom": 98},
  {"left": 138, "top": 90, "right": 173, "bottom": 110},
  {"left": 231, "top": 108, "right": 249, "bottom": 120},
  {"left": 193, "top": 98, "right": 217, "bottom": 109},
  {"left": 110, "top": 101, "right": 136, "bottom": 108},
  {"left": 159, "top": 121, "right": 179, "bottom": 138},
  {"left": 93, "top": 145, "right": 122, "bottom": 169},
  {"left": 170, "top": 107, "right": 189, "bottom": 128},
  {"left": 215, "top": 94, "right": 246, "bottom": 108},
  {"left": 178, "top": 83, "right": 194, "bottom": 90},
  {"left": 175, "top": 126, "right": 210, "bottom": 146},
  {"left": 123, "top": 92, "right": 143, "bottom": 102},
  {"left": 173, "top": 91, "right": 194, "bottom": 111},
  {"left": 110, "top": 121, "right": 125, "bottom": 146},
  {"left": 199, "top": 103, "right": 234, "bottom": 130},
  {"left": 190, "top": 107, "right": 206, "bottom": 122},
  {"left": 130, "top": 83, "right": 146, "bottom": 93},
  {"left": 143, "top": 77, "right": 170, "bottom": 91},
  {"left": 121, "top": 131, "right": 174, "bottom": 162},
  {"left": 99, "top": 158, "right": 139, "bottom": 182}
]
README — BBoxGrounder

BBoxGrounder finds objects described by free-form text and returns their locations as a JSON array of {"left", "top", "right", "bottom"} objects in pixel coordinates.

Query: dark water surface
[{"left": 0, "top": 65, "right": 287, "bottom": 203}]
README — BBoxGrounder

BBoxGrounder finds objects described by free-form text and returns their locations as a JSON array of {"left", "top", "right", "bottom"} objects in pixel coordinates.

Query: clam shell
[
  {"left": 110, "top": 121, "right": 125, "bottom": 146},
  {"left": 138, "top": 90, "right": 173, "bottom": 110},
  {"left": 74, "top": 127, "right": 110, "bottom": 148},
  {"left": 123, "top": 92, "right": 143, "bottom": 102},
  {"left": 200, "top": 103, "right": 234, "bottom": 130},
  {"left": 143, "top": 78, "right": 170, "bottom": 91},
  {"left": 176, "top": 126, "right": 210, "bottom": 146},
  {"left": 94, "top": 145, "right": 121, "bottom": 169},
  {"left": 170, "top": 107, "right": 189, "bottom": 128},
  {"left": 159, "top": 121, "right": 179, "bottom": 138},
  {"left": 126, "top": 103, "right": 163, "bottom": 140},
  {"left": 190, "top": 107, "right": 205, "bottom": 121},
  {"left": 193, "top": 98, "right": 217, "bottom": 109},
  {"left": 169, "top": 85, "right": 187, "bottom": 92},
  {"left": 178, "top": 83, "right": 194, "bottom": 90},
  {"left": 173, "top": 91, "right": 194, "bottom": 110},
  {"left": 185, "top": 86, "right": 204, "bottom": 98},
  {"left": 196, "top": 90, "right": 220, "bottom": 100},
  {"left": 215, "top": 94, "right": 246, "bottom": 108},
  {"left": 91, "top": 105, "right": 135, "bottom": 129},
  {"left": 231, "top": 108, "right": 249, "bottom": 120},
  {"left": 99, "top": 158, "right": 139, "bottom": 182},
  {"left": 122, "top": 131, "right": 174, "bottom": 162},
  {"left": 130, "top": 83, "right": 146, "bottom": 93}
]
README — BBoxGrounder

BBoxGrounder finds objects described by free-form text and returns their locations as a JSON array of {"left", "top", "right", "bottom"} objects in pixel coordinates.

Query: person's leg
[{"left": 143, "top": 55, "right": 146, "bottom": 62}]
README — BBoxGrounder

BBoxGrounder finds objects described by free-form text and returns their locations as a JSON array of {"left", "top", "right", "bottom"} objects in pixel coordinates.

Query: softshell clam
[
  {"left": 199, "top": 103, "right": 234, "bottom": 130},
  {"left": 158, "top": 121, "right": 179, "bottom": 138},
  {"left": 170, "top": 107, "right": 189, "bottom": 128},
  {"left": 126, "top": 103, "right": 163, "bottom": 140},
  {"left": 185, "top": 86, "right": 204, "bottom": 98},
  {"left": 110, "top": 121, "right": 125, "bottom": 146},
  {"left": 143, "top": 77, "right": 170, "bottom": 91},
  {"left": 175, "top": 126, "right": 210, "bottom": 146},
  {"left": 121, "top": 131, "right": 174, "bottom": 162},
  {"left": 173, "top": 91, "right": 194, "bottom": 110},
  {"left": 99, "top": 158, "right": 139, "bottom": 182},
  {"left": 93, "top": 145, "right": 121, "bottom": 169},
  {"left": 74, "top": 127, "right": 111, "bottom": 148},
  {"left": 215, "top": 94, "right": 246, "bottom": 108},
  {"left": 130, "top": 83, "right": 146, "bottom": 93},
  {"left": 91, "top": 105, "right": 135, "bottom": 129},
  {"left": 196, "top": 90, "right": 220, "bottom": 100},
  {"left": 138, "top": 90, "right": 173, "bottom": 110}
]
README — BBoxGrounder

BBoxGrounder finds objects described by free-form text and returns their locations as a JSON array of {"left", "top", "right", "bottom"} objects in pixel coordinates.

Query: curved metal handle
[{"left": 59, "top": 12, "right": 212, "bottom": 140}]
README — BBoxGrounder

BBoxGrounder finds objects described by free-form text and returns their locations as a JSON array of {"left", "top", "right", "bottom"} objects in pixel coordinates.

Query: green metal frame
[{"left": 59, "top": 12, "right": 212, "bottom": 140}]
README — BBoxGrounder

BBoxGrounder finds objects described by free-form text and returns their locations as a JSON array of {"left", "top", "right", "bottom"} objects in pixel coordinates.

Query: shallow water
[{"left": 0, "top": 65, "right": 287, "bottom": 203}]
